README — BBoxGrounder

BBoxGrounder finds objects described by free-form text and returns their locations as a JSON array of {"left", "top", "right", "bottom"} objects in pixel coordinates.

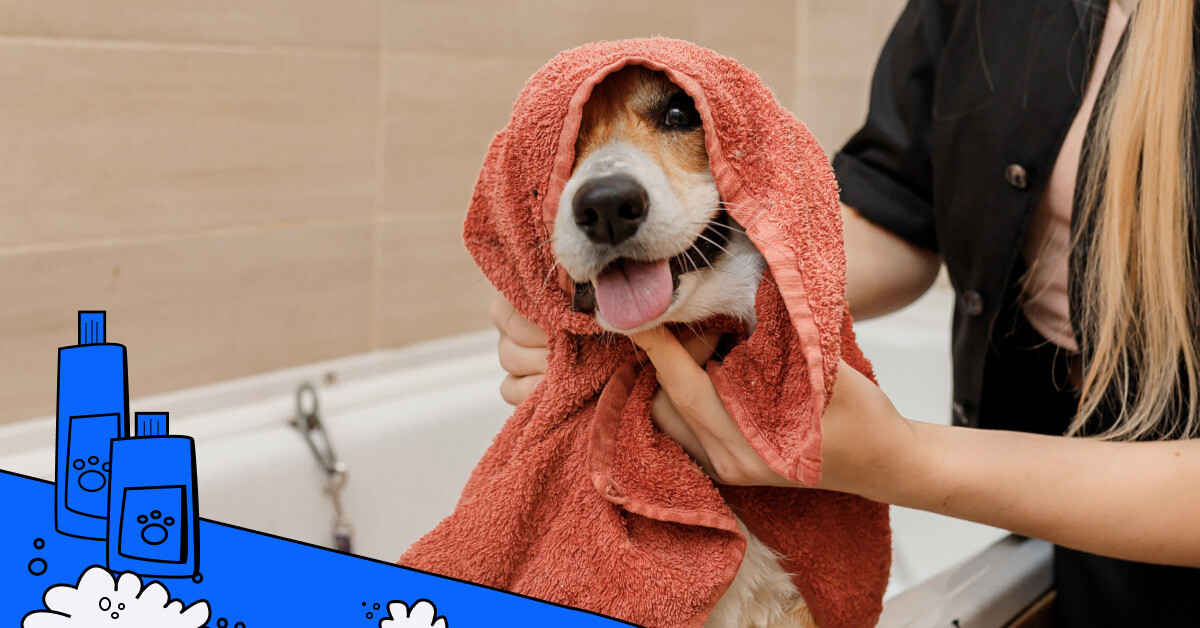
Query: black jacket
[{"left": 832, "top": 1, "right": 1200, "bottom": 625}]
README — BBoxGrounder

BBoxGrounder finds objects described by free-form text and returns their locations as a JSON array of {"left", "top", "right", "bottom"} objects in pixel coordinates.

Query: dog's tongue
[{"left": 594, "top": 259, "right": 673, "bottom": 330}]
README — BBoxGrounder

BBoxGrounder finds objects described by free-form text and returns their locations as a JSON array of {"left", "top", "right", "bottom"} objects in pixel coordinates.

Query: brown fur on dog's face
[
  {"left": 574, "top": 67, "right": 710, "bottom": 198},
  {"left": 553, "top": 65, "right": 763, "bottom": 332}
]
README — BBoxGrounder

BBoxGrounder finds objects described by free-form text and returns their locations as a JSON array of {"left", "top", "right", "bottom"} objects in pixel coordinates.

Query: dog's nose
[{"left": 572, "top": 175, "right": 648, "bottom": 246}]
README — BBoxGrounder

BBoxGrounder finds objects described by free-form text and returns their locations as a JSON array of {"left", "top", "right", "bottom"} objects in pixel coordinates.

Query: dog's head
[{"left": 552, "top": 67, "right": 763, "bottom": 334}]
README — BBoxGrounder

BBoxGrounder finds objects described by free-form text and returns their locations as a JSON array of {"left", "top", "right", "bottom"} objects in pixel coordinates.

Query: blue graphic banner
[{"left": 0, "top": 312, "right": 635, "bottom": 628}]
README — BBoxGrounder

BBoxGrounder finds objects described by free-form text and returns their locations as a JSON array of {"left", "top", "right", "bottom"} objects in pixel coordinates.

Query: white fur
[
  {"left": 705, "top": 518, "right": 817, "bottom": 628},
  {"left": 555, "top": 138, "right": 814, "bottom": 627},
  {"left": 666, "top": 226, "right": 763, "bottom": 330}
]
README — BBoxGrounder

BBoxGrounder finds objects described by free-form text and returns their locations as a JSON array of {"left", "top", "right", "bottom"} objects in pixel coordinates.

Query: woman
[{"left": 493, "top": 0, "right": 1200, "bottom": 624}]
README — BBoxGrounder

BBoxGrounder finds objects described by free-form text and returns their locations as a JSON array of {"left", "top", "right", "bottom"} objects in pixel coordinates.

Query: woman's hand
[
  {"left": 490, "top": 296, "right": 547, "bottom": 405},
  {"left": 633, "top": 327, "right": 794, "bottom": 486},
  {"left": 630, "top": 325, "right": 1200, "bottom": 566},
  {"left": 631, "top": 326, "right": 915, "bottom": 494}
]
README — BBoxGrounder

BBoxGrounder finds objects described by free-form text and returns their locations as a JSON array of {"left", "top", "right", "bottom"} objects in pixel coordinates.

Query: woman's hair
[{"left": 1074, "top": 0, "right": 1198, "bottom": 440}]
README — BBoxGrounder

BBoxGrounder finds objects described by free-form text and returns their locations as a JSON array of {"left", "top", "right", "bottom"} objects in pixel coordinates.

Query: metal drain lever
[
  {"left": 326, "top": 460, "right": 354, "bottom": 553},
  {"left": 292, "top": 382, "right": 354, "bottom": 553}
]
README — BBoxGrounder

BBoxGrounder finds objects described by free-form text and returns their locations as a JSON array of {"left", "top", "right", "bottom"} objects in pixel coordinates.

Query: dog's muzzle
[{"left": 572, "top": 174, "right": 648, "bottom": 246}]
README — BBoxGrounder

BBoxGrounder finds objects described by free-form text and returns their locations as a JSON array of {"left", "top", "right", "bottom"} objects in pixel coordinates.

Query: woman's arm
[
  {"left": 842, "top": 204, "right": 942, "bottom": 319},
  {"left": 632, "top": 327, "right": 1200, "bottom": 568},
  {"left": 899, "top": 420, "right": 1200, "bottom": 567}
]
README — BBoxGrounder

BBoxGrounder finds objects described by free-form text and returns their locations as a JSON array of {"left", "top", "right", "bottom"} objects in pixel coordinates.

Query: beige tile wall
[{"left": 0, "top": 0, "right": 906, "bottom": 425}]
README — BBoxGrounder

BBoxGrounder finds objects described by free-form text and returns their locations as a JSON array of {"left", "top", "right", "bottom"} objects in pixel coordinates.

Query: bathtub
[{"left": 0, "top": 286, "right": 1049, "bottom": 624}]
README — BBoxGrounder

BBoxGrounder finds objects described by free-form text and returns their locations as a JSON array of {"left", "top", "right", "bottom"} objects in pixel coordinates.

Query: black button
[
  {"left": 1005, "top": 164, "right": 1029, "bottom": 189},
  {"left": 961, "top": 290, "right": 985, "bottom": 316}
]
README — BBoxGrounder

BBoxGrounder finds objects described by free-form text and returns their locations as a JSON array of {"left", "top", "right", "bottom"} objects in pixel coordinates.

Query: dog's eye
[
  {"left": 664, "top": 107, "right": 693, "bottom": 128},
  {"left": 662, "top": 93, "right": 699, "bottom": 130}
]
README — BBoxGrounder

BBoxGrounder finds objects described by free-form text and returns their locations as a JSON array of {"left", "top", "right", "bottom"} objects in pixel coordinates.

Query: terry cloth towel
[{"left": 401, "top": 38, "right": 890, "bottom": 628}]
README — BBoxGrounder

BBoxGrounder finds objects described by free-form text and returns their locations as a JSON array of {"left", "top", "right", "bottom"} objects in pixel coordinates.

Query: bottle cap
[
  {"left": 136, "top": 412, "right": 169, "bottom": 437},
  {"left": 79, "top": 311, "right": 106, "bottom": 345}
]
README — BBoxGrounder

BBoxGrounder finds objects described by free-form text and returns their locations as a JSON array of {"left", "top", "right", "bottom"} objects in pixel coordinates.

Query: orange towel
[{"left": 401, "top": 38, "right": 890, "bottom": 628}]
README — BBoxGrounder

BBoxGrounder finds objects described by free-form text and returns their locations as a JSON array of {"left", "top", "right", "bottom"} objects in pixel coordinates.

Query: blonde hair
[{"left": 1073, "top": 0, "right": 1198, "bottom": 440}]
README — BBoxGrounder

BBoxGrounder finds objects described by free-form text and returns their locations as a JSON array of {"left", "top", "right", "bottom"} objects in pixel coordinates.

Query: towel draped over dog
[{"left": 400, "top": 38, "right": 890, "bottom": 628}]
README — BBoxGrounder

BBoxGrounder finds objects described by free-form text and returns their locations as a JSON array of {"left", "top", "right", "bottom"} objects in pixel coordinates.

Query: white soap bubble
[
  {"left": 379, "top": 600, "right": 448, "bottom": 628},
  {"left": 22, "top": 566, "right": 210, "bottom": 628}
]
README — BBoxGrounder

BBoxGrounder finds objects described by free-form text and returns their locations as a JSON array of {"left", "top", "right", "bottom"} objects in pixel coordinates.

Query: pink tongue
[{"left": 594, "top": 259, "right": 673, "bottom": 330}]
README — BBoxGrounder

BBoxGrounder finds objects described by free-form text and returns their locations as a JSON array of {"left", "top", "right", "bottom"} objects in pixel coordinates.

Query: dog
[{"left": 552, "top": 66, "right": 817, "bottom": 628}]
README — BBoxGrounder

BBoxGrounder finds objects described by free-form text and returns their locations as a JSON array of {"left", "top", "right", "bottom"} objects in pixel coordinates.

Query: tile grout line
[
  {"left": 0, "top": 212, "right": 458, "bottom": 259},
  {"left": 381, "top": 47, "right": 556, "bottom": 65},
  {"left": 0, "top": 33, "right": 559, "bottom": 64},
  {"left": 0, "top": 214, "right": 376, "bottom": 258},
  {"left": 0, "top": 32, "right": 377, "bottom": 58},
  {"left": 368, "top": 0, "right": 390, "bottom": 350}
]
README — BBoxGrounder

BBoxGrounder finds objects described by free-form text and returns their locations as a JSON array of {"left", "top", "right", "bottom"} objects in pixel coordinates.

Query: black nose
[{"left": 572, "top": 175, "right": 648, "bottom": 246}]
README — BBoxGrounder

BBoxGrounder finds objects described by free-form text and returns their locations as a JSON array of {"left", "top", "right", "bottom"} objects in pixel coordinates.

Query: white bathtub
[{"left": 0, "top": 286, "right": 1037, "bottom": 623}]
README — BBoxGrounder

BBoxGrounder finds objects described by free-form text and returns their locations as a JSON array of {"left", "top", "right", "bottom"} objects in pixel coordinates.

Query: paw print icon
[
  {"left": 63, "top": 413, "right": 122, "bottom": 517},
  {"left": 136, "top": 509, "right": 176, "bottom": 546},
  {"left": 72, "top": 454, "right": 110, "bottom": 492}
]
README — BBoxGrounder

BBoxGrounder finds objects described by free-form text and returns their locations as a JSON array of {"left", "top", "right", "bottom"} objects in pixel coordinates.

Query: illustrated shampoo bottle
[
  {"left": 55, "top": 311, "right": 130, "bottom": 540},
  {"left": 107, "top": 412, "right": 199, "bottom": 578}
]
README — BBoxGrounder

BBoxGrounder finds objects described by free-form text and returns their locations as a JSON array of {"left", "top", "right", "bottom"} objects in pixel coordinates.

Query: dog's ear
[{"left": 572, "top": 282, "right": 596, "bottom": 314}]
